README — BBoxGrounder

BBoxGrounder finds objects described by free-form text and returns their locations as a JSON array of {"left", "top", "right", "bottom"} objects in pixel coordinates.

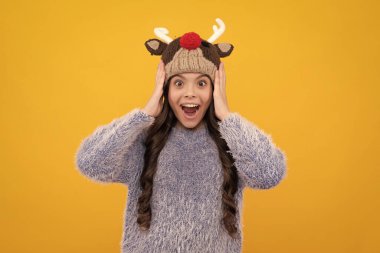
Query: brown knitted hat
[{"left": 144, "top": 18, "right": 234, "bottom": 84}]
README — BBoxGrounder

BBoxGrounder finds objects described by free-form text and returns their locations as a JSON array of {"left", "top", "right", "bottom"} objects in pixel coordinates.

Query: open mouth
[{"left": 181, "top": 105, "right": 200, "bottom": 118}]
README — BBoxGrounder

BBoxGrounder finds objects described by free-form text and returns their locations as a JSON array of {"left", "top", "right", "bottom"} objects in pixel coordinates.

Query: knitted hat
[{"left": 144, "top": 18, "right": 234, "bottom": 84}]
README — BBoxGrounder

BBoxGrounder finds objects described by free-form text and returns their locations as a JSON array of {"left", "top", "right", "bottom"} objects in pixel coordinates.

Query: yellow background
[{"left": 1, "top": 0, "right": 379, "bottom": 252}]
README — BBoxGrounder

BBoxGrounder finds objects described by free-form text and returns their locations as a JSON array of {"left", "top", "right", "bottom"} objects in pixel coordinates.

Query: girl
[{"left": 75, "top": 19, "right": 287, "bottom": 253}]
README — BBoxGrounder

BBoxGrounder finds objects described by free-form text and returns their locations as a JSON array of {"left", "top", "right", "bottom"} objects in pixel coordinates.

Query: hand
[
  {"left": 213, "top": 62, "right": 230, "bottom": 121},
  {"left": 142, "top": 60, "right": 166, "bottom": 117}
]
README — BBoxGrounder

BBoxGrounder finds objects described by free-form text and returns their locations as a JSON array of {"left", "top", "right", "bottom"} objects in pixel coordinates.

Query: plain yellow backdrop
[{"left": 1, "top": 0, "right": 379, "bottom": 252}]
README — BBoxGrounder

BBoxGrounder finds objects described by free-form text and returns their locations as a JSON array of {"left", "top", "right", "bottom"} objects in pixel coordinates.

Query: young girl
[{"left": 75, "top": 18, "right": 287, "bottom": 253}]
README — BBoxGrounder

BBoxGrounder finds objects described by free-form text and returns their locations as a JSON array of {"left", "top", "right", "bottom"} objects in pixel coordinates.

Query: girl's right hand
[{"left": 142, "top": 60, "right": 166, "bottom": 117}]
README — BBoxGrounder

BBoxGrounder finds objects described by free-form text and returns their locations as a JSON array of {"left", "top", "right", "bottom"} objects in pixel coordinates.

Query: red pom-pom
[{"left": 180, "top": 32, "right": 202, "bottom": 50}]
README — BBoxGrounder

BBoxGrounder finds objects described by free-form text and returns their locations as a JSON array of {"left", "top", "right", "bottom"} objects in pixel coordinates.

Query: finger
[
  {"left": 220, "top": 66, "right": 226, "bottom": 98},
  {"left": 158, "top": 60, "right": 163, "bottom": 71},
  {"left": 156, "top": 64, "right": 162, "bottom": 78},
  {"left": 157, "top": 64, "right": 165, "bottom": 80},
  {"left": 157, "top": 60, "right": 162, "bottom": 70},
  {"left": 158, "top": 61, "right": 164, "bottom": 74},
  {"left": 160, "top": 63, "right": 166, "bottom": 77},
  {"left": 220, "top": 63, "right": 225, "bottom": 88},
  {"left": 214, "top": 70, "right": 219, "bottom": 92},
  {"left": 218, "top": 67, "right": 223, "bottom": 93}
]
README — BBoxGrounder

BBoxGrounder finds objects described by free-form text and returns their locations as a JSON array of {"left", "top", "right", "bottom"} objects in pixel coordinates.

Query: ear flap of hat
[
  {"left": 145, "top": 39, "right": 168, "bottom": 56},
  {"left": 214, "top": 43, "right": 234, "bottom": 58}
]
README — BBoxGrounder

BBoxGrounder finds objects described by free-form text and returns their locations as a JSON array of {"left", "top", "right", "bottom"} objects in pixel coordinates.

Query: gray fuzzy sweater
[{"left": 75, "top": 108, "right": 287, "bottom": 253}]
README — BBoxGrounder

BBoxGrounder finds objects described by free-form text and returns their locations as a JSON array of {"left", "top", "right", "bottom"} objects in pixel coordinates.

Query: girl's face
[{"left": 168, "top": 72, "right": 213, "bottom": 129}]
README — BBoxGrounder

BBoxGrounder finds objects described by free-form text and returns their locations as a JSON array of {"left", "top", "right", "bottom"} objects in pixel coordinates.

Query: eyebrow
[{"left": 173, "top": 74, "right": 208, "bottom": 79}]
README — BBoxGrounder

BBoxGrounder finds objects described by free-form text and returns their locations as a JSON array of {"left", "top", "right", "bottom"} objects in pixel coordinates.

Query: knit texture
[
  {"left": 164, "top": 47, "right": 217, "bottom": 83},
  {"left": 74, "top": 108, "right": 287, "bottom": 253},
  {"left": 145, "top": 30, "right": 234, "bottom": 84}
]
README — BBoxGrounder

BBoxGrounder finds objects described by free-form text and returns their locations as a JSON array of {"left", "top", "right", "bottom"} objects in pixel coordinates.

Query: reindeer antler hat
[{"left": 144, "top": 18, "right": 234, "bottom": 84}]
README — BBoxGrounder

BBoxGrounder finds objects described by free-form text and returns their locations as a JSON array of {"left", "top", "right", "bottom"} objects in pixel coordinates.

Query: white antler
[
  {"left": 207, "top": 18, "right": 225, "bottom": 43},
  {"left": 154, "top": 27, "right": 173, "bottom": 43}
]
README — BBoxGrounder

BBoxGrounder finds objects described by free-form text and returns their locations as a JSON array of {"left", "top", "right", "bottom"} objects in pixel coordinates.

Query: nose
[{"left": 184, "top": 83, "right": 196, "bottom": 98}]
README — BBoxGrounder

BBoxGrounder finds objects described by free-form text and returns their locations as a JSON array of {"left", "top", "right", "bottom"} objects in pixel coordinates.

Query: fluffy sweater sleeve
[
  {"left": 217, "top": 112, "right": 287, "bottom": 189},
  {"left": 74, "top": 108, "right": 155, "bottom": 185}
]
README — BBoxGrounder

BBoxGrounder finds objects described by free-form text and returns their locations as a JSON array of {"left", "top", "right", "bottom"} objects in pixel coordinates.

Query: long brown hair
[{"left": 136, "top": 75, "right": 240, "bottom": 238}]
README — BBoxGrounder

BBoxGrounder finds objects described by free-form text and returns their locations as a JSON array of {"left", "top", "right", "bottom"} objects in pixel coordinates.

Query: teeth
[{"left": 182, "top": 104, "right": 199, "bottom": 108}]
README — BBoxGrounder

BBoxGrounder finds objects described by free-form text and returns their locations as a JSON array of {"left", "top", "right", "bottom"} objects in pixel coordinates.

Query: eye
[
  {"left": 198, "top": 80, "right": 207, "bottom": 87},
  {"left": 174, "top": 80, "right": 183, "bottom": 87}
]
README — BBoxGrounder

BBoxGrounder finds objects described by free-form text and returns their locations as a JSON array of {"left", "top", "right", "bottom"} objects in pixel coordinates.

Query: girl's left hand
[{"left": 213, "top": 62, "right": 231, "bottom": 121}]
